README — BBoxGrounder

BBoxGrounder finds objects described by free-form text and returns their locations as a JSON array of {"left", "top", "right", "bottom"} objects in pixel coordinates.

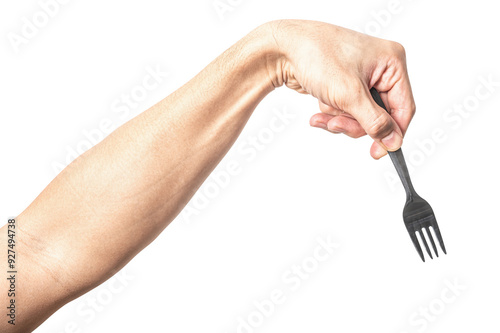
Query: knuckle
[
  {"left": 411, "top": 100, "right": 417, "bottom": 115},
  {"left": 367, "top": 113, "right": 393, "bottom": 139},
  {"left": 391, "top": 41, "right": 406, "bottom": 58}
]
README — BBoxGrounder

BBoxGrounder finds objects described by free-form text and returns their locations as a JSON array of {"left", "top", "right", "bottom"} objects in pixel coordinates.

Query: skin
[{"left": 0, "top": 20, "right": 415, "bottom": 332}]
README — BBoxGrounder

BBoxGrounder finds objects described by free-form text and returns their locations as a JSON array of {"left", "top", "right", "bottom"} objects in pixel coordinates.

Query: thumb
[{"left": 349, "top": 86, "right": 403, "bottom": 151}]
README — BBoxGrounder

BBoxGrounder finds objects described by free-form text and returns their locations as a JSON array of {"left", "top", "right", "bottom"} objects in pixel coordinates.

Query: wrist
[{"left": 245, "top": 21, "right": 288, "bottom": 90}]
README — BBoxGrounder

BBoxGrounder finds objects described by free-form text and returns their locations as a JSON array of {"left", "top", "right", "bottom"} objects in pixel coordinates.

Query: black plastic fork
[{"left": 370, "top": 88, "right": 447, "bottom": 262}]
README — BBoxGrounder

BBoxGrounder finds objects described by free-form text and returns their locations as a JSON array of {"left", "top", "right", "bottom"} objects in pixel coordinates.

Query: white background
[{"left": 1, "top": 0, "right": 499, "bottom": 332}]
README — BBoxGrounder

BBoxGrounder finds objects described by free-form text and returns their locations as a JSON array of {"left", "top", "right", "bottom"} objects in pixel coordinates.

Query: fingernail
[
  {"left": 327, "top": 124, "right": 344, "bottom": 133},
  {"left": 312, "top": 122, "right": 327, "bottom": 130},
  {"left": 381, "top": 131, "right": 402, "bottom": 151}
]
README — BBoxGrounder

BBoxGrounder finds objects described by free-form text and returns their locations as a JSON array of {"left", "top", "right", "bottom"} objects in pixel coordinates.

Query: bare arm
[{"left": 0, "top": 20, "right": 415, "bottom": 332}]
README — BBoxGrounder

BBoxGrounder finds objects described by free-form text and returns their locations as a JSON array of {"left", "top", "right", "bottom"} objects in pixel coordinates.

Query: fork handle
[{"left": 369, "top": 88, "right": 417, "bottom": 200}]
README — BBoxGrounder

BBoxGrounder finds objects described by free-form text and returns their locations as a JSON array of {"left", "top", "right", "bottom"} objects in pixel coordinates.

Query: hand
[{"left": 267, "top": 20, "right": 416, "bottom": 159}]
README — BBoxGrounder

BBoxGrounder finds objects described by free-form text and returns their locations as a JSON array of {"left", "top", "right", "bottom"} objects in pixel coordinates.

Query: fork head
[{"left": 403, "top": 195, "right": 447, "bottom": 262}]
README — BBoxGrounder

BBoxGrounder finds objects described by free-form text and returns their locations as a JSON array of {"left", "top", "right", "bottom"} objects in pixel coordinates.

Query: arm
[{"left": 1, "top": 20, "right": 415, "bottom": 332}]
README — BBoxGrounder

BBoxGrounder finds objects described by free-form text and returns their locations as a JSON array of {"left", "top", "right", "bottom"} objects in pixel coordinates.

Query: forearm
[
  {"left": 3, "top": 19, "right": 415, "bottom": 332},
  {"left": 12, "top": 23, "right": 279, "bottom": 331}
]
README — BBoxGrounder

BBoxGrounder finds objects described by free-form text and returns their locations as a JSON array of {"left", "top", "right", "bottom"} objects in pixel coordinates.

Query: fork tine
[
  {"left": 432, "top": 224, "right": 447, "bottom": 254},
  {"left": 425, "top": 227, "right": 439, "bottom": 258},
  {"left": 409, "top": 231, "right": 425, "bottom": 262},
  {"left": 430, "top": 218, "right": 447, "bottom": 255},
  {"left": 418, "top": 229, "right": 433, "bottom": 259}
]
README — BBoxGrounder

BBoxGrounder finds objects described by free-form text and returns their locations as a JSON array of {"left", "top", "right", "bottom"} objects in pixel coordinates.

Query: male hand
[{"left": 267, "top": 20, "right": 416, "bottom": 159}]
